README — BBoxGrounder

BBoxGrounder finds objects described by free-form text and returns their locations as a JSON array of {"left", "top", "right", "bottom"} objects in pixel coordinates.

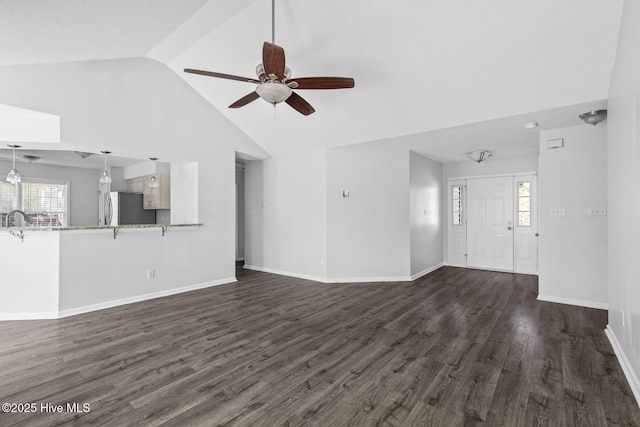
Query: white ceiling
[
  {"left": 0, "top": 0, "right": 624, "bottom": 163},
  {"left": 0, "top": 0, "right": 209, "bottom": 65},
  {"left": 0, "top": 149, "right": 144, "bottom": 169}
]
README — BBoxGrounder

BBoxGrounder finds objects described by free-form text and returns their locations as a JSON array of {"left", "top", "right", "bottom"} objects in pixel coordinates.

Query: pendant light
[
  {"left": 99, "top": 151, "right": 112, "bottom": 184},
  {"left": 148, "top": 157, "right": 159, "bottom": 188},
  {"left": 6, "top": 144, "right": 22, "bottom": 184}
]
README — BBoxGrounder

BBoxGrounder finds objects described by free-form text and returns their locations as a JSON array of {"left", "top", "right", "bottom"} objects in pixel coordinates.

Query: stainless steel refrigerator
[{"left": 103, "top": 192, "right": 156, "bottom": 226}]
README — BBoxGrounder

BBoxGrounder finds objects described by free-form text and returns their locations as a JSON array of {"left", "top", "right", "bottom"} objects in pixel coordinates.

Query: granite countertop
[{"left": 0, "top": 223, "right": 202, "bottom": 232}]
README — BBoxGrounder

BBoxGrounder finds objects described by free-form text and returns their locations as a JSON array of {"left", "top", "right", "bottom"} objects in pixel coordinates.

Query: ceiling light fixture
[
  {"left": 467, "top": 150, "right": 492, "bottom": 163},
  {"left": 21, "top": 154, "right": 41, "bottom": 163},
  {"left": 579, "top": 109, "right": 607, "bottom": 126},
  {"left": 74, "top": 151, "right": 93, "bottom": 159},
  {"left": 99, "top": 151, "right": 112, "bottom": 184},
  {"left": 524, "top": 121, "right": 538, "bottom": 129},
  {"left": 6, "top": 144, "right": 22, "bottom": 184},
  {"left": 148, "top": 157, "right": 159, "bottom": 188}
]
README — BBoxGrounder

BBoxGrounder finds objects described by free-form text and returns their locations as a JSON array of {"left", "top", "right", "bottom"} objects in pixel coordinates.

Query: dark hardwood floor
[{"left": 0, "top": 265, "right": 638, "bottom": 426}]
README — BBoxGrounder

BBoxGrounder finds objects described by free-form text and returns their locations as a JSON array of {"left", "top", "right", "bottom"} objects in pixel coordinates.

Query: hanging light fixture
[
  {"left": 148, "top": 157, "right": 159, "bottom": 188},
  {"left": 99, "top": 151, "right": 112, "bottom": 184},
  {"left": 6, "top": 144, "right": 22, "bottom": 184},
  {"left": 467, "top": 150, "right": 492, "bottom": 163}
]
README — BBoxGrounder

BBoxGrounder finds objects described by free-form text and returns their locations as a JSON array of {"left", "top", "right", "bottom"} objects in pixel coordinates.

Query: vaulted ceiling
[{"left": 0, "top": 0, "right": 624, "bottom": 162}]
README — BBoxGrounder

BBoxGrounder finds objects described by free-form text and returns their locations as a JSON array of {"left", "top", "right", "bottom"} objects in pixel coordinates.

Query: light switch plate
[
  {"left": 587, "top": 207, "right": 606, "bottom": 216},
  {"left": 550, "top": 208, "right": 566, "bottom": 216}
]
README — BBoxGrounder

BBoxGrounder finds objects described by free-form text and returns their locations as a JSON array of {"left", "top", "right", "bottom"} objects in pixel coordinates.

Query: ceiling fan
[{"left": 183, "top": 1, "right": 354, "bottom": 116}]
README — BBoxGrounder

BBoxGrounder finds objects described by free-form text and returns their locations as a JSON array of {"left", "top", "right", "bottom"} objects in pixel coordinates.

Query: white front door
[{"left": 466, "top": 176, "right": 514, "bottom": 271}]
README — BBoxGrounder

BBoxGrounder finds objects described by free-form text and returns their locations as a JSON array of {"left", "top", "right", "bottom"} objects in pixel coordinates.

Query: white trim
[
  {"left": 411, "top": 263, "right": 444, "bottom": 280},
  {"left": 243, "top": 265, "right": 328, "bottom": 283},
  {"left": 0, "top": 311, "right": 59, "bottom": 321},
  {"left": 447, "top": 171, "right": 537, "bottom": 181},
  {"left": 243, "top": 264, "right": 415, "bottom": 284},
  {"left": 605, "top": 325, "right": 640, "bottom": 408},
  {"left": 537, "top": 294, "right": 608, "bottom": 310},
  {"left": 327, "top": 276, "right": 411, "bottom": 283},
  {"left": 58, "top": 277, "right": 237, "bottom": 318},
  {"left": 0, "top": 278, "right": 237, "bottom": 321}
]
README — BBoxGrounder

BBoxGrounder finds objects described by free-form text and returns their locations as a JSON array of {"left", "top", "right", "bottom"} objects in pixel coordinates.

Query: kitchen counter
[{"left": 0, "top": 223, "right": 201, "bottom": 232}]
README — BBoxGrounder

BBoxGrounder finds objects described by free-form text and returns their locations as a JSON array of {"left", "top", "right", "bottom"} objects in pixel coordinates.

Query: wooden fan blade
[
  {"left": 285, "top": 92, "right": 315, "bottom": 116},
  {"left": 262, "top": 42, "right": 286, "bottom": 80},
  {"left": 229, "top": 92, "right": 260, "bottom": 108},
  {"left": 184, "top": 69, "right": 260, "bottom": 84},
  {"left": 290, "top": 77, "right": 355, "bottom": 90}
]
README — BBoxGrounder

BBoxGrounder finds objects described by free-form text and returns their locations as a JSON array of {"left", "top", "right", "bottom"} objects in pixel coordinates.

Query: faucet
[{"left": 5, "top": 209, "right": 28, "bottom": 227}]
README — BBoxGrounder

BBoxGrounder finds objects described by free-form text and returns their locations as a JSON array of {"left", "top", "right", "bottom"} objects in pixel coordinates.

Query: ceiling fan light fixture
[
  {"left": 579, "top": 109, "right": 607, "bottom": 126},
  {"left": 467, "top": 150, "right": 493, "bottom": 163},
  {"left": 256, "top": 82, "right": 292, "bottom": 104}
]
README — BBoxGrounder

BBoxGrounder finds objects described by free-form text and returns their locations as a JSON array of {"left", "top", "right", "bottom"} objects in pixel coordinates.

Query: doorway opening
[{"left": 446, "top": 174, "right": 538, "bottom": 274}]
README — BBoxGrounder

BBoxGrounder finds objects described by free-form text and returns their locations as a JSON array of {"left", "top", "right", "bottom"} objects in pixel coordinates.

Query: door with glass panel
[{"left": 466, "top": 176, "right": 514, "bottom": 271}]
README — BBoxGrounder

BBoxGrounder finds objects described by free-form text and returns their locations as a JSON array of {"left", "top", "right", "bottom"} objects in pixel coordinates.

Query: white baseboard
[
  {"left": 605, "top": 325, "right": 640, "bottom": 408},
  {"left": 537, "top": 294, "right": 608, "bottom": 310},
  {"left": 243, "top": 265, "right": 328, "bottom": 283},
  {"left": 243, "top": 264, "right": 414, "bottom": 284},
  {"left": 411, "top": 263, "right": 444, "bottom": 281},
  {"left": 0, "top": 278, "right": 237, "bottom": 321},
  {"left": 0, "top": 311, "right": 59, "bottom": 321},
  {"left": 326, "top": 276, "right": 411, "bottom": 283},
  {"left": 58, "top": 277, "right": 237, "bottom": 318}
]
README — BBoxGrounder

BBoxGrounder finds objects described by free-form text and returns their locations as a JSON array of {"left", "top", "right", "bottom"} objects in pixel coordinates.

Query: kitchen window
[{"left": 0, "top": 178, "right": 69, "bottom": 227}]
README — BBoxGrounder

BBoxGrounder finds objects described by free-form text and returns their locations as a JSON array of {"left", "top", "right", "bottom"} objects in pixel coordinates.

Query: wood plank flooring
[{"left": 0, "top": 266, "right": 639, "bottom": 426}]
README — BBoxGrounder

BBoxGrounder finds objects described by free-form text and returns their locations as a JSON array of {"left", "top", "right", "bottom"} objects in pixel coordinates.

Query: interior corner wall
[
  {"left": 606, "top": 0, "right": 640, "bottom": 400},
  {"left": 409, "top": 151, "right": 443, "bottom": 277},
  {"left": 244, "top": 148, "right": 328, "bottom": 281},
  {"left": 327, "top": 147, "right": 411, "bottom": 281},
  {"left": 538, "top": 124, "right": 607, "bottom": 308}
]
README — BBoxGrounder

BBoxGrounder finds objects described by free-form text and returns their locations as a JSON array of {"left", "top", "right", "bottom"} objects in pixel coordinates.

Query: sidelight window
[
  {"left": 452, "top": 184, "right": 463, "bottom": 225},
  {"left": 517, "top": 181, "right": 531, "bottom": 227}
]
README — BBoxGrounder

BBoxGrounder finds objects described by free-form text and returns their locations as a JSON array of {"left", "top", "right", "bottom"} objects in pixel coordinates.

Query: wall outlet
[
  {"left": 550, "top": 208, "right": 566, "bottom": 217},
  {"left": 621, "top": 309, "right": 625, "bottom": 327},
  {"left": 147, "top": 269, "right": 155, "bottom": 279},
  {"left": 587, "top": 207, "right": 607, "bottom": 216}
]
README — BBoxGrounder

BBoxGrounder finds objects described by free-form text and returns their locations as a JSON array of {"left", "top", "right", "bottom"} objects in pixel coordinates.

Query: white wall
[
  {"left": 0, "top": 57, "right": 267, "bottom": 317},
  {"left": 409, "top": 151, "right": 443, "bottom": 277},
  {"left": 0, "top": 233, "right": 59, "bottom": 318},
  {"left": 443, "top": 154, "right": 539, "bottom": 179},
  {"left": 538, "top": 124, "right": 607, "bottom": 308},
  {"left": 0, "top": 159, "right": 101, "bottom": 226},
  {"left": 606, "top": 0, "right": 640, "bottom": 401},
  {"left": 326, "top": 147, "right": 411, "bottom": 281},
  {"left": 244, "top": 148, "right": 328, "bottom": 280}
]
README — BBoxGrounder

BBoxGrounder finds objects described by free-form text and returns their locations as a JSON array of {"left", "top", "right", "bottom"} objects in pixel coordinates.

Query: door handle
[
  {"left": 535, "top": 233, "right": 539, "bottom": 236},
  {"left": 507, "top": 226, "right": 512, "bottom": 230}
]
